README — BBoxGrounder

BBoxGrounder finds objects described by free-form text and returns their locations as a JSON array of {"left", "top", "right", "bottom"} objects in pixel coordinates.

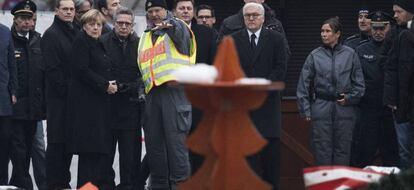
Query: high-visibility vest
[{"left": 137, "top": 26, "right": 196, "bottom": 93}]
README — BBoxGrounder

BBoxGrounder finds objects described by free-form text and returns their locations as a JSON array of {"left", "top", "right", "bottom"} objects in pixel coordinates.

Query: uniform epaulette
[{"left": 345, "top": 34, "right": 360, "bottom": 41}]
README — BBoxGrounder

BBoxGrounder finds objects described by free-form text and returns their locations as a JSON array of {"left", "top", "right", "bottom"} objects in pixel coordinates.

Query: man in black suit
[
  {"left": 231, "top": 3, "right": 287, "bottom": 190},
  {"left": 173, "top": 0, "right": 217, "bottom": 65},
  {"left": 173, "top": 0, "right": 218, "bottom": 175}
]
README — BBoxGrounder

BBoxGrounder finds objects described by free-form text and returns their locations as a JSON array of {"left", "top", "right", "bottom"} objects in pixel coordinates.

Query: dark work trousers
[
  {"left": 248, "top": 137, "right": 281, "bottom": 190},
  {"left": 354, "top": 108, "right": 399, "bottom": 167},
  {"left": 143, "top": 85, "right": 191, "bottom": 190},
  {"left": 46, "top": 143, "right": 72, "bottom": 190},
  {"left": 0, "top": 117, "right": 11, "bottom": 185},
  {"left": 110, "top": 129, "right": 142, "bottom": 190},
  {"left": 8, "top": 119, "right": 37, "bottom": 190},
  {"left": 77, "top": 153, "right": 114, "bottom": 190},
  {"left": 311, "top": 100, "right": 356, "bottom": 165}
]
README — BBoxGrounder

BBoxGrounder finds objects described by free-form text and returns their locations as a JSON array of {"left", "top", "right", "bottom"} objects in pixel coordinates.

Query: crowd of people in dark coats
[{"left": 0, "top": 0, "right": 413, "bottom": 189}]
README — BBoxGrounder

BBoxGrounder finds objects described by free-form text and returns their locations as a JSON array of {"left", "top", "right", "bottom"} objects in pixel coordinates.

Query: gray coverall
[{"left": 297, "top": 44, "right": 365, "bottom": 165}]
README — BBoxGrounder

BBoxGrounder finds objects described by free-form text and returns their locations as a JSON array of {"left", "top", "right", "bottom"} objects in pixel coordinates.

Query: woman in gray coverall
[{"left": 296, "top": 17, "right": 365, "bottom": 166}]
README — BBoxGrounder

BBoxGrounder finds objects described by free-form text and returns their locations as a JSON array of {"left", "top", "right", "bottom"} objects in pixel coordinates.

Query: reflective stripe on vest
[{"left": 137, "top": 26, "right": 196, "bottom": 93}]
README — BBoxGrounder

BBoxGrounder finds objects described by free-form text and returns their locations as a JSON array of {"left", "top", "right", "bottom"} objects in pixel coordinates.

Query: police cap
[
  {"left": 369, "top": 11, "right": 393, "bottom": 28},
  {"left": 11, "top": 0, "right": 37, "bottom": 17}
]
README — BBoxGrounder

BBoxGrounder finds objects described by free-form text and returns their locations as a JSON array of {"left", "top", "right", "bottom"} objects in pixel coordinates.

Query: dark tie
[{"left": 250, "top": 34, "right": 257, "bottom": 50}]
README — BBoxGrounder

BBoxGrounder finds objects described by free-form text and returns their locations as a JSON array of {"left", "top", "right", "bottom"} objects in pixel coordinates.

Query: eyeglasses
[
  {"left": 197, "top": 15, "right": 212, "bottom": 19},
  {"left": 115, "top": 21, "right": 133, "bottom": 27},
  {"left": 243, "top": 13, "right": 262, "bottom": 19}
]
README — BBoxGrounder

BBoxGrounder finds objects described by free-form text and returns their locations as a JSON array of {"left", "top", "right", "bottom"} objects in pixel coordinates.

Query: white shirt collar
[
  {"left": 17, "top": 32, "right": 29, "bottom": 39},
  {"left": 247, "top": 28, "right": 262, "bottom": 45}
]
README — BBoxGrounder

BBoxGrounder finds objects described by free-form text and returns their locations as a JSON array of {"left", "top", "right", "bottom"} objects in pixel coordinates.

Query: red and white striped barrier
[{"left": 303, "top": 166, "right": 386, "bottom": 190}]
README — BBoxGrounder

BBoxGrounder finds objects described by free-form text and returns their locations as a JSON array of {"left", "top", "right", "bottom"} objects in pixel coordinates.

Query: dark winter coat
[
  {"left": 396, "top": 29, "right": 414, "bottom": 124},
  {"left": 41, "top": 16, "right": 78, "bottom": 143},
  {"left": 11, "top": 28, "right": 45, "bottom": 120},
  {"left": 100, "top": 30, "right": 142, "bottom": 130},
  {"left": 190, "top": 19, "right": 217, "bottom": 65},
  {"left": 0, "top": 24, "right": 17, "bottom": 116},
  {"left": 231, "top": 28, "right": 287, "bottom": 138},
  {"left": 66, "top": 31, "right": 114, "bottom": 154},
  {"left": 382, "top": 25, "right": 408, "bottom": 123}
]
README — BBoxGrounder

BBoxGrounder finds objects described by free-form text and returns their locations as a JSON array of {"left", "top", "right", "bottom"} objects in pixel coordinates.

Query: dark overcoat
[
  {"left": 41, "top": 16, "right": 78, "bottom": 143},
  {"left": 190, "top": 19, "right": 217, "bottom": 65},
  {"left": 231, "top": 28, "right": 287, "bottom": 138},
  {"left": 66, "top": 31, "right": 114, "bottom": 154},
  {"left": 100, "top": 30, "right": 142, "bottom": 130}
]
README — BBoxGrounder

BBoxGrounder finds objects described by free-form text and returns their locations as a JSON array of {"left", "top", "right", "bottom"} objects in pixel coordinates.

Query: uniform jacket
[
  {"left": 344, "top": 32, "right": 370, "bottom": 49},
  {"left": 355, "top": 40, "right": 385, "bottom": 110},
  {"left": 231, "top": 28, "right": 287, "bottom": 138},
  {"left": 100, "top": 30, "right": 142, "bottom": 130},
  {"left": 11, "top": 28, "right": 45, "bottom": 120},
  {"left": 66, "top": 31, "right": 114, "bottom": 154},
  {"left": 0, "top": 24, "right": 17, "bottom": 116},
  {"left": 297, "top": 44, "right": 365, "bottom": 118},
  {"left": 396, "top": 29, "right": 414, "bottom": 124}
]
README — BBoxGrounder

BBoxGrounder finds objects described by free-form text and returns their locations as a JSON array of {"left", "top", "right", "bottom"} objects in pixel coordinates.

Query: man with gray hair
[
  {"left": 219, "top": 0, "right": 288, "bottom": 51},
  {"left": 101, "top": 7, "right": 143, "bottom": 190},
  {"left": 232, "top": 3, "right": 287, "bottom": 190}
]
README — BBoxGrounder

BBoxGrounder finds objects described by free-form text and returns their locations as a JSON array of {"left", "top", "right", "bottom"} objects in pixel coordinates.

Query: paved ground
[{"left": 7, "top": 122, "right": 146, "bottom": 190}]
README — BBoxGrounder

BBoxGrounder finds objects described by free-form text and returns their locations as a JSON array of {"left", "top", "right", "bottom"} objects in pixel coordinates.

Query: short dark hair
[
  {"left": 97, "top": 0, "right": 108, "bottom": 13},
  {"left": 56, "top": 0, "right": 74, "bottom": 8},
  {"left": 196, "top": 4, "right": 215, "bottom": 17},
  {"left": 173, "top": 0, "right": 194, "bottom": 10},
  {"left": 322, "top": 17, "right": 343, "bottom": 40}
]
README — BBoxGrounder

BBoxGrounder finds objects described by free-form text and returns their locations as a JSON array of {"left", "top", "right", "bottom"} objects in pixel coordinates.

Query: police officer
[
  {"left": 8, "top": 1, "right": 45, "bottom": 189},
  {"left": 344, "top": 8, "right": 371, "bottom": 49},
  {"left": 354, "top": 11, "right": 399, "bottom": 168}
]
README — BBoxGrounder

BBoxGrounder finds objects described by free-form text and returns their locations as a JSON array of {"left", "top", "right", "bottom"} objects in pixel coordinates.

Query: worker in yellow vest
[{"left": 137, "top": 0, "right": 196, "bottom": 189}]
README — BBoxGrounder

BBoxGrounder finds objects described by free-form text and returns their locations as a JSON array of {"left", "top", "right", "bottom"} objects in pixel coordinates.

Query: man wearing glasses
[
  {"left": 196, "top": 4, "right": 217, "bottom": 30},
  {"left": 218, "top": 0, "right": 287, "bottom": 46},
  {"left": 101, "top": 7, "right": 143, "bottom": 190},
  {"left": 231, "top": 3, "right": 287, "bottom": 190},
  {"left": 41, "top": 0, "right": 78, "bottom": 188}
]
